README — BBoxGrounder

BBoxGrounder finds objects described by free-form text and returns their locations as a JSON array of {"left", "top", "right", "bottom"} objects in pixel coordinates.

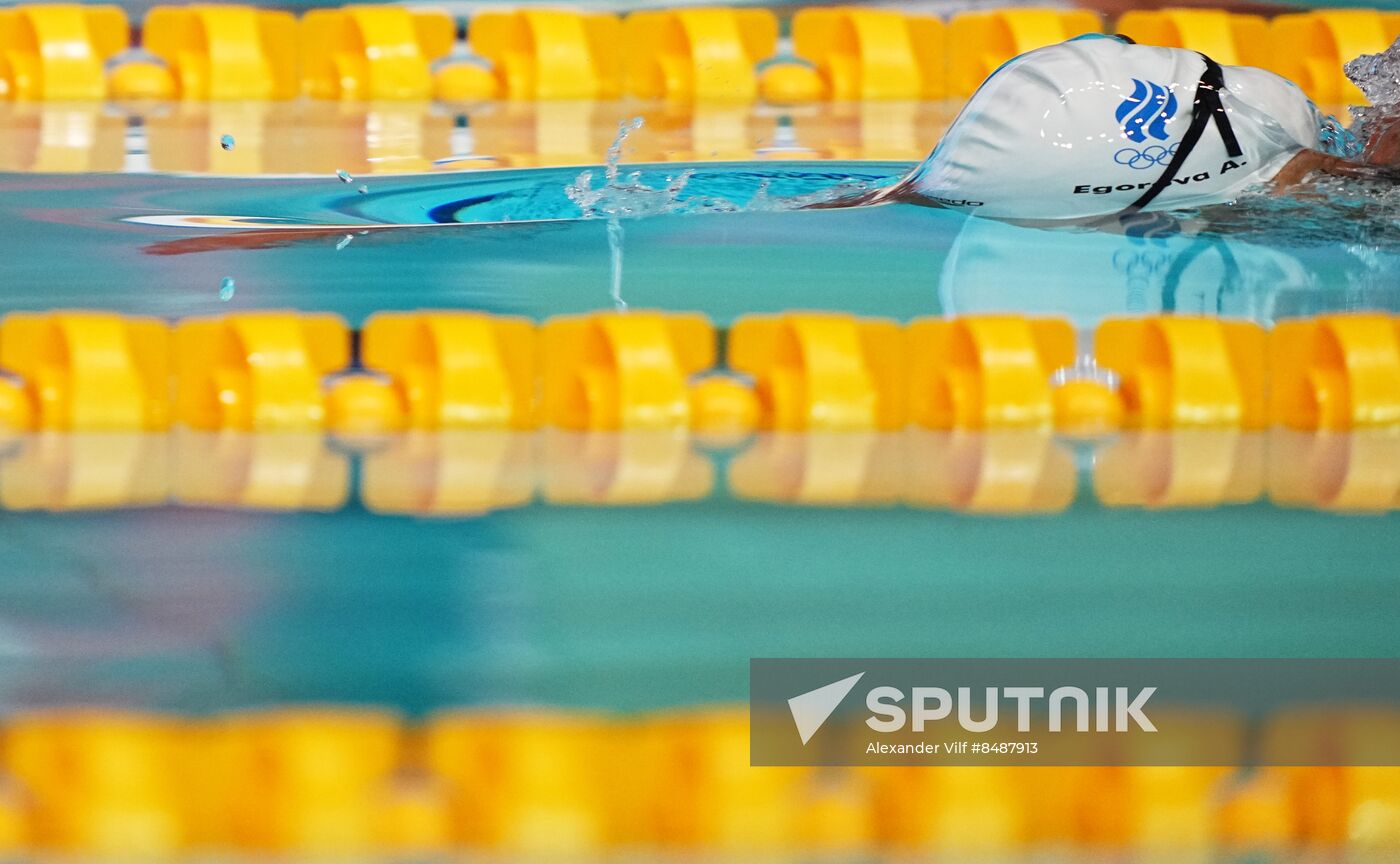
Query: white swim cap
[{"left": 912, "top": 35, "right": 1324, "bottom": 219}]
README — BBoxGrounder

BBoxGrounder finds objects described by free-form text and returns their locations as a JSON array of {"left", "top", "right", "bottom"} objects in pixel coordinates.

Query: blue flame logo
[{"left": 1115, "top": 79, "right": 1178, "bottom": 143}]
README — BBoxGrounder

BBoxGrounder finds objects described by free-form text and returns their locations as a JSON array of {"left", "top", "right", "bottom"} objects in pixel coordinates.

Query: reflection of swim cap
[{"left": 937, "top": 216, "right": 1310, "bottom": 328}]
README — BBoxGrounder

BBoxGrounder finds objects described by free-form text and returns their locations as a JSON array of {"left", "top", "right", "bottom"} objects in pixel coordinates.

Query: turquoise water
[
  {"left": 3, "top": 451, "right": 1399, "bottom": 715},
  {"left": 8, "top": 162, "right": 1400, "bottom": 327},
  {"left": 1, "top": 161, "right": 1399, "bottom": 716}
]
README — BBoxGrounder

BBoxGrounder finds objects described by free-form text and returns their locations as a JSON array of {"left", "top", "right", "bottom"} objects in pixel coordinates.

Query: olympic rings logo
[
  {"left": 1111, "top": 249, "right": 1170, "bottom": 277},
  {"left": 1114, "top": 143, "right": 1178, "bottom": 170}
]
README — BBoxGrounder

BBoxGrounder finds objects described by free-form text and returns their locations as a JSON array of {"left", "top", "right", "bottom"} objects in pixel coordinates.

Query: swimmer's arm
[{"left": 1273, "top": 149, "right": 1400, "bottom": 190}]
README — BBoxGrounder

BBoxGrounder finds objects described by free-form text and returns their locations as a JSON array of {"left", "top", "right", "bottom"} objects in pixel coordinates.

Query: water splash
[
  {"left": 218, "top": 276, "right": 235, "bottom": 301},
  {"left": 1213, "top": 36, "right": 1400, "bottom": 251},
  {"left": 563, "top": 118, "right": 873, "bottom": 223},
  {"left": 564, "top": 119, "right": 653, "bottom": 310},
  {"left": 336, "top": 169, "right": 354, "bottom": 184},
  {"left": 562, "top": 120, "right": 878, "bottom": 309},
  {"left": 565, "top": 118, "right": 692, "bottom": 220},
  {"left": 1345, "top": 36, "right": 1400, "bottom": 154},
  {"left": 1225, "top": 172, "right": 1400, "bottom": 248},
  {"left": 553, "top": 122, "right": 891, "bottom": 307},
  {"left": 1346, "top": 37, "right": 1400, "bottom": 107}
]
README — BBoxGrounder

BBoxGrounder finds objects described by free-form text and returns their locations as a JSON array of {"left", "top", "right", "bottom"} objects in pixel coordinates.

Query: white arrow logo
[{"left": 788, "top": 672, "right": 865, "bottom": 745}]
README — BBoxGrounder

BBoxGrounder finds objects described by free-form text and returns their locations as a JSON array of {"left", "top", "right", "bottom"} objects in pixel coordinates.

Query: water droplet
[
  {"left": 607, "top": 217, "right": 627, "bottom": 312},
  {"left": 219, "top": 134, "right": 234, "bottom": 151},
  {"left": 219, "top": 276, "right": 235, "bottom": 301},
  {"left": 357, "top": 185, "right": 368, "bottom": 195},
  {"left": 336, "top": 169, "right": 353, "bottom": 183},
  {"left": 335, "top": 234, "right": 353, "bottom": 251}
]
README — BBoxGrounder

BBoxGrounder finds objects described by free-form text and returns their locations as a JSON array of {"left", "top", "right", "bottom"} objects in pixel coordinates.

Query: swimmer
[{"left": 820, "top": 34, "right": 1399, "bottom": 221}]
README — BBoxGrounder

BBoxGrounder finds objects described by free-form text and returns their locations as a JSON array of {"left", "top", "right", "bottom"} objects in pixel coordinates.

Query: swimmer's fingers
[
  {"left": 800, "top": 187, "right": 895, "bottom": 209},
  {"left": 801, "top": 179, "right": 921, "bottom": 210}
]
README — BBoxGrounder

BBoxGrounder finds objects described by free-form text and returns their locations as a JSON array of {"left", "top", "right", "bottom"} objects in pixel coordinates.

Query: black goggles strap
[{"left": 1121, "top": 53, "right": 1243, "bottom": 216}]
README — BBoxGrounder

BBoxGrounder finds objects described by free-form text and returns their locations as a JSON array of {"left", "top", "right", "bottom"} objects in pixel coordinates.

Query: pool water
[
  {"left": 0, "top": 42, "right": 1394, "bottom": 862},
  {"left": 2, "top": 149, "right": 1399, "bottom": 716},
  {"left": 1, "top": 93, "right": 1399, "bottom": 859},
  {"left": 8, "top": 159, "right": 1400, "bottom": 328},
  {"left": 3, "top": 430, "right": 1398, "bottom": 715}
]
